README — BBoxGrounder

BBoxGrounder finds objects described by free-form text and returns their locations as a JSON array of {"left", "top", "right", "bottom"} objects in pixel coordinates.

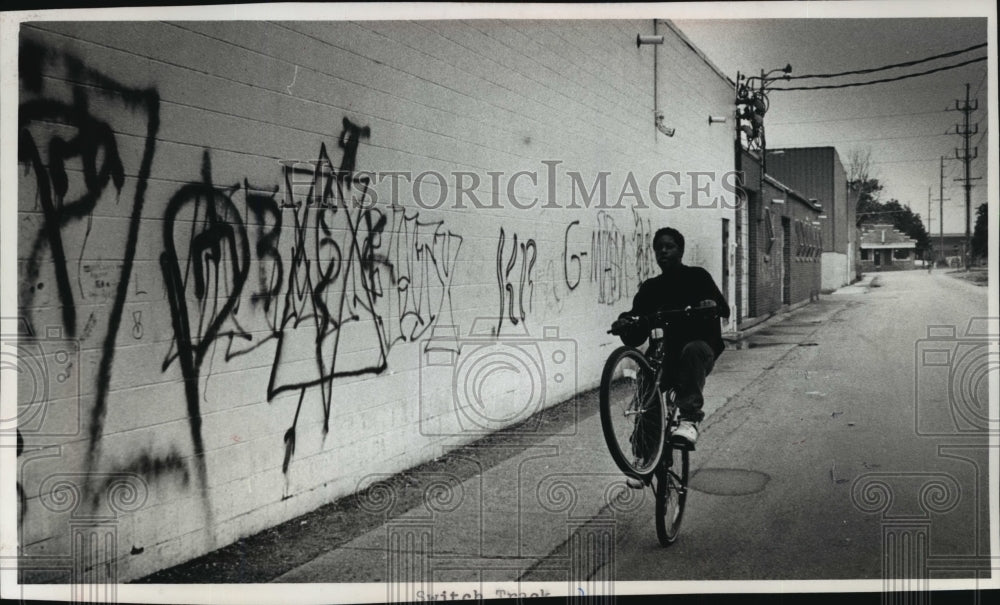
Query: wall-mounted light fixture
[
  {"left": 654, "top": 111, "right": 675, "bottom": 137},
  {"left": 771, "top": 198, "right": 785, "bottom": 204},
  {"left": 708, "top": 115, "right": 728, "bottom": 124},
  {"left": 637, "top": 34, "right": 664, "bottom": 46}
]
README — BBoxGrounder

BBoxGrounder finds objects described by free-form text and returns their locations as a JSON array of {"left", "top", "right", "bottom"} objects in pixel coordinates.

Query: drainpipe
[{"left": 652, "top": 20, "right": 661, "bottom": 142}]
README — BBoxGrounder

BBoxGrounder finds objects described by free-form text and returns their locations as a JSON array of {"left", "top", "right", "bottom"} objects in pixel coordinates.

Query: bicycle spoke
[{"left": 599, "top": 348, "right": 665, "bottom": 478}]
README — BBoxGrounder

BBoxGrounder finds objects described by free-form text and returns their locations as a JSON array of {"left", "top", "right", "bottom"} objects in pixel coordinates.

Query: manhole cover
[{"left": 688, "top": 468, "right": 770, "bottom": 495}]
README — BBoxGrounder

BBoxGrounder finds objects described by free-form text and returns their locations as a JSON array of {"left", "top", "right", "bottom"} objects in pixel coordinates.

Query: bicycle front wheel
[
  {"left": 655, "top": 447, "right": 689, "bottom": 546},
  {"left": 599, "top": 346, "right": 665, "bottom": 479}
]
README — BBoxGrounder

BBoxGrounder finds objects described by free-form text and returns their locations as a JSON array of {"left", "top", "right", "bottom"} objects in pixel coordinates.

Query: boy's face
[{"left": 653, "top": 234, "right": 682, "bottom": 272}]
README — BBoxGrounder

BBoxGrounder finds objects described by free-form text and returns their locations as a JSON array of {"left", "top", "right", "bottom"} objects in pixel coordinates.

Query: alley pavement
[
  {"left": 140, "top": 271, "right": 953, "bottom": 593},
  {"left": 268, "top": 288, "right": 868, "bottom": 586}
]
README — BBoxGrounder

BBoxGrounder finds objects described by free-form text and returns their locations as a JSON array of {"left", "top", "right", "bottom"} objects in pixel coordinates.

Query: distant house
[{"left": 859, "top": 224, "right": 916, "bottom": 271}]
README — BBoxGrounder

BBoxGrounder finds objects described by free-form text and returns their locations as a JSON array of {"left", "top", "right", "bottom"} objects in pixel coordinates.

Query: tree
[
  {"left": 846, "top": 147, "right": 875, "bottom": 188},
  {"left": 971, "top": 202, "right": 988, "bottom": 260}
]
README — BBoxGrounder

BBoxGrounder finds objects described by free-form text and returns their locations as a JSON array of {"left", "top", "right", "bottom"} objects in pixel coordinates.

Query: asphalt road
[{"left": 549, "top": 270, "right": 993, "bottom": 582}]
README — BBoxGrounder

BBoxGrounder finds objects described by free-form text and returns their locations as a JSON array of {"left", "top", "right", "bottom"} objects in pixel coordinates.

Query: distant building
[
  {"left": 737, "top": 149, "right": 823, "bottom": 321},
  {"left": 765, "top": 147, "right": 855, "bottom": 290},
  {"left": 932, "top": 232, "right": 973, "bottom": 267},
  {"left": 859, "top": 224, "right": 916, "bottom": 271}
]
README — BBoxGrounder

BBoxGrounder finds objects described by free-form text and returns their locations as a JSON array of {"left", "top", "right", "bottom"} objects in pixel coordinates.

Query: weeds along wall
[{"left": 16, "top": 19, "right": 736, "bottom": 580}]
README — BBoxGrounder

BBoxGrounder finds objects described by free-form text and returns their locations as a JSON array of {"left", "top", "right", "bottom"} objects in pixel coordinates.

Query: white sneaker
[
  {"left": 625, "top": 476, "right": 645, "bottom": 489},
  {"left": 671, "top": 420, "right": 699, "bottom": 446}
]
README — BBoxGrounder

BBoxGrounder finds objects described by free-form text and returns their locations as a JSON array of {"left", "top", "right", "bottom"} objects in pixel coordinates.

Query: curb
[{"left": 723, "top": 296, "right": 820, "bottom": 345}]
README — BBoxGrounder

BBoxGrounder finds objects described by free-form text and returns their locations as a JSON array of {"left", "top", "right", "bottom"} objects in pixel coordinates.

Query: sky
[{"left": 674, "top": 17, "right": 991, "bottom": 235}]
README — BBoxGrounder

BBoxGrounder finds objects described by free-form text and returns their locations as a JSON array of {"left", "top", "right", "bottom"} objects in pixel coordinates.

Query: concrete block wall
[
  {"left": 16, "top": 19, "right": 736, "bottom": 580},
  {"left": 821, "top": 251, "right": 850, "bottom": 291}
]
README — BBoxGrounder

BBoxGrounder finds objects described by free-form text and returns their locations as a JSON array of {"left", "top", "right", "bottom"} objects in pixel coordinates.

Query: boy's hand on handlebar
[{"left": 609, "top": 316, "right": 638, "bottom": 334}]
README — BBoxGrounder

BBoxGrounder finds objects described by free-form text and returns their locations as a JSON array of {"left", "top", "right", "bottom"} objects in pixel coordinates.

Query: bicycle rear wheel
[
  {"left": 599, "top": 346, "right": 665, "bottom": 479},
  {"left": 655, "top": 446, "right": 689, "bottom": 546}
]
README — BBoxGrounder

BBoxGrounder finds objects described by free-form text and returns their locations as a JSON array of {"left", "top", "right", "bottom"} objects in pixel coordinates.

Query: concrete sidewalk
[
  {"left": 828, "top": 273, "right": 877, "bottom": 296},
  {"left": 274, "top": 295, "right": 858, "bottom": 585}
]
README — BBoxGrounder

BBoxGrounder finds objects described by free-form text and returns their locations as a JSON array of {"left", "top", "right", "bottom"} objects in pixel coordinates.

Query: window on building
[
  {"left": 763, "top": 206, "right": 775, "bottom": 255},
  {"left": 861, "top": 249, "right": 870, "bottom": 261},
  {"left": 894, "top": 248, "right": 910, "bottom": 260},
  {"left": 795, "top": 221, "right": 805, "bottom": 259}
]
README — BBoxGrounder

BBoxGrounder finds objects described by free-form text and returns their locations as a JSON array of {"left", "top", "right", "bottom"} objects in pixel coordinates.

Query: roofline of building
[
  {"left": 762, "top": 174, "right": 821, "bottom": 213},
  {"left": 661, "top": 20, "right": 734, "bottom": 87},
  {"left": 860, "top": 243, "right": 917, "bottom": 249},
  {"left": 768, "top": 146, "right": 838, "bottom": 153}
]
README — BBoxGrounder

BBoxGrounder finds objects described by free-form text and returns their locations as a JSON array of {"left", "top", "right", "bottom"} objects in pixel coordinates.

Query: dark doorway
[
  {"left": 747, "top": 191, "right": 759, "bottom": 317},
  {"left": 735, "top": 212, "right": 743, "bottom": 321},
  {"left": 722, "top": 218, "right": 730, "bottom": 308},
  {"left": 781, "top": 216, "right": 791, "bottom": 305}
]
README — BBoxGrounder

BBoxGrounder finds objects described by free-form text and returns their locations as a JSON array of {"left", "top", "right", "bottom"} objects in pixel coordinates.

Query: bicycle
[{"left": 599, "top": 305, "right": 718, "bottom": 546}]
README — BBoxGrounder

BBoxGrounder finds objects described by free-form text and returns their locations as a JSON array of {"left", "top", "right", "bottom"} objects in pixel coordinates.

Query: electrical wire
[
  {"left": 769, "top": 108, "right": 950, "bottom": 126},
  {"left": 771, "top": 132, "right": 953, "bottom": 145},
  {"left": 781, "top": 42, "right": 986, "bottom": 80},
  {"left": 971, "top": 127, "right": 988, "bottom": 154},
  {"left": 868, "top": 158, "right": 949, "bottom": 165},
  {"left": 769, "top": 56, "right": 987, "bottom": 91},
  {"left": 972, "top": 70, "right": 988, "bottom": 98}
]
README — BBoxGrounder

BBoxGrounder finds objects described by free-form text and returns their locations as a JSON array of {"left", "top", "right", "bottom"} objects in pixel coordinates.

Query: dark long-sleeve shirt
[{"left": 619, "top": 264, "right": 730, "bottom": 358}]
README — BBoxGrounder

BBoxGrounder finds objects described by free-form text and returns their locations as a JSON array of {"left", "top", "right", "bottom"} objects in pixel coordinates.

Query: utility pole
[
  {"left": 938, "top": 157, "right": 950, "bottom": 266},
  {"left": 926, "top": 188, "right": 933, "bottom": 265},
  {"left": 950, "top": 83, "right": 981, "bottom": 270}
]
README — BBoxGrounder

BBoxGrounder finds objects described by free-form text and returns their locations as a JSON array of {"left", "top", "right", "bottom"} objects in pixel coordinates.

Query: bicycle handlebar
[{"left": 607, "top": 304, "right": 719, "bottom": 334}]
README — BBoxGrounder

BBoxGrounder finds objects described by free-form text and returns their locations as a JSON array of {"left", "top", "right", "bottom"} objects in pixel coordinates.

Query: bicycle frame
[{"left": 601, "top": 305, "right": 716, "bottom": 546}]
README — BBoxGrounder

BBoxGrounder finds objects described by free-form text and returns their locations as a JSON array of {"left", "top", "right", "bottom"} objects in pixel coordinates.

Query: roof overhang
[{"left": 860, "top": 243, "right": 916, "bottom": 249}]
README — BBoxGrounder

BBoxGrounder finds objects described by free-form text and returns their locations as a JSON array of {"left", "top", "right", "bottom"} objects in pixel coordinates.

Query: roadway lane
[{"left": 570, "top": 271, "right": 992, "bottom": 581}]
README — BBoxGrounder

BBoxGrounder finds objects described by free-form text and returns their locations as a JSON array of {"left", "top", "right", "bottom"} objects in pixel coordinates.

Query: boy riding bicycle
[{"left": 610, "top": 227, "right": 730, "bottom": 455}]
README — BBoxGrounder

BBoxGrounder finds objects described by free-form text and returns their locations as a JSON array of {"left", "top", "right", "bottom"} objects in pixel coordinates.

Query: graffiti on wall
[
  {"left": 632, "top": 207, "right": 656, "bottom": 284},
  {"left": 559, "top": 213, "right": 632, "bottom": 306},
  {"left": 562, "top": 221, "right": 584, "bottom": 292},
  {"left": 160, "top": 150, "right": 250, "bottom": 507},
  {"left": 18, "top": 40, "right": 164, "bottom": 505},
  {"left": 590, "top": 212, "right": 628, "bottom": 305},
  {"left": 495, "top": 227, "right": 536, "bottom": 333},
  {"left": 18, "top": 42, "right": 470, "bottom": 521},
  {"left": 263, "top": 129, "right": 463, "bottom": 471}
]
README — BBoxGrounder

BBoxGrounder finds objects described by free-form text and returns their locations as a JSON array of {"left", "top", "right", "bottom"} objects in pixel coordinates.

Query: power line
[
  {"left": 769, "top": 108, "right": 950, "bottom": 126},
  {"left": 971, "top": 127, "right": 988, "bottom": 158},
  {"left": 972, "top": 70, "right": 988, "bottom": 98},
  {"left": 868, "top": 158, "right": 947, "bottom": 165},
  {"left": 774, "top": 132, "right": 953, "bottom": 145},
  {"left": 770, "top": 56, "right": 987, "bottom": 91},
  {"left": 783, "top": 42, "right": 986, "bottom": 80}
]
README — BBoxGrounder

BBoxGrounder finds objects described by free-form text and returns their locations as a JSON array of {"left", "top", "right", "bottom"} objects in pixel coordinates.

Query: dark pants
[{"left": 661, "top": 340, "right": 716, "bottom": 423}]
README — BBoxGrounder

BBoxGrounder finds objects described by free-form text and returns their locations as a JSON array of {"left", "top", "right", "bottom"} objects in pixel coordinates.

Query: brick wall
[
  {"left": 741, "top": 151, "right": 821, "bottom": 318},
  {"left": 15, "top": 19, "right": 736, "bottom": 580}
]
